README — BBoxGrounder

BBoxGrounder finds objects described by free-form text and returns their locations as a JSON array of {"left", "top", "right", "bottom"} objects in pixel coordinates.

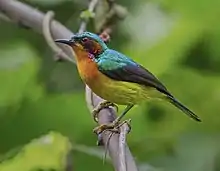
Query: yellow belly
[{"left": 85, "top": 72, "right": 159, "bottom": 105}]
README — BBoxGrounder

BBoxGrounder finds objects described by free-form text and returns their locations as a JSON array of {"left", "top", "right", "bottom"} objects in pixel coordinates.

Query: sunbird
[{"left": 55, "top": 32, "right": 201, "bottom": 133}]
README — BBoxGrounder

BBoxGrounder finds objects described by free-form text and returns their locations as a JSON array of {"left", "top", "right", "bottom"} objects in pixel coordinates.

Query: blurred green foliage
[
  {"left": 0, "top": 0, "right": 220, "bottom": 171},
  {"left": 0, "top": 132, "right": 72, "bottom": 171}
]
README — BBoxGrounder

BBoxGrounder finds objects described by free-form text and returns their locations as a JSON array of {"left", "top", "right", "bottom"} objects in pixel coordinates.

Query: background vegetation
[{"left": 0, "top": 0, "right": 220, "bottom": 170}]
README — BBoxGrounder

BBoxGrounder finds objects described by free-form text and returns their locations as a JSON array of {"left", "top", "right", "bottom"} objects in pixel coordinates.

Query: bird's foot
[
  {"left": 93, "top": 119, "right": 132, "bottom": 135},
  {"left": 92, "top": 101, "right": 118, "bottom": 123}
]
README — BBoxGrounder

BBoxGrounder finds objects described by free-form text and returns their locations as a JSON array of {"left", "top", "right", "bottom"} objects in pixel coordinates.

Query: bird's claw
[
  {"left": 93, "top": 119, "right": 132, "bottom": 135},
  {"left": 92, "top": 101, "right": 118, "bottom": 123},
  {"left": 93, "top": 123, "right": 117, "bottom": 135}
]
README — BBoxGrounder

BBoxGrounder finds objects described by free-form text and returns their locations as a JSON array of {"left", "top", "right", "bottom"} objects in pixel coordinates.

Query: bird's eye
[{"left": 82, "top": 37, "right": 88, "bottom": 42}]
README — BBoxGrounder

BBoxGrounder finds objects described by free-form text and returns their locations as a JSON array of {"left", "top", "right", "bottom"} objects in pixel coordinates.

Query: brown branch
[{"left": 0, "top": 0, "right": 138, "bottom": 171}]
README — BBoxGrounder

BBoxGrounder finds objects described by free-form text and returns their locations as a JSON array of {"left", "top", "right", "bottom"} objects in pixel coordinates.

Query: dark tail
[{"left": 166, "top": 95, "right": 201, "bottom": 122}]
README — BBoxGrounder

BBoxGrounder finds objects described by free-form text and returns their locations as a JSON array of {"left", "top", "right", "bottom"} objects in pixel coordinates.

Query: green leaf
[{"left": 0, "top": 132, "right": 72, "bottom": 171}]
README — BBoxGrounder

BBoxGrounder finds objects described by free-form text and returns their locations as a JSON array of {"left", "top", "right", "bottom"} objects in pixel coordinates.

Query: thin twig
[
  {"left": 78, "top": 0, "right": 99, "bottom": 33},
  {"left": 72, "top": 144, "right": 110, "bottom": 162},
  {"left": 95, "top": 2, "right": 128, "bottom": 34},
  {"left": 42, "top": 11, "right": 74, "bottom": 62}
]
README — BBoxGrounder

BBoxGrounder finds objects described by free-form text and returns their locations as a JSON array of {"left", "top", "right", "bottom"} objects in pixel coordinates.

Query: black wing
[{"left": 99, "top": 61, "right": 172, "bottom": 97}]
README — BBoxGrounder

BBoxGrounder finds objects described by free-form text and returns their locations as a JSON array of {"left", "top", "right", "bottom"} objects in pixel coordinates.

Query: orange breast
[
  {"left": 73, "top": 48, "right": 100, "bottom": 86},
  {"left": 77, "top": 57, "right": 99, "bottom": 82}
]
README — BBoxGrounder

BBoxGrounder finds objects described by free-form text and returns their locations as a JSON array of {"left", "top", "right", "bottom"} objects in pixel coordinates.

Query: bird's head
[{"left": 55, "top": 32, "right": 108, "bottom": 57}]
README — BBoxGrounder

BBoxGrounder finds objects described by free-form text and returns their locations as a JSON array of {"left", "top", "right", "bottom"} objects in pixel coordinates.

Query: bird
[{"left": 55, "top": 31, "right": 201, "bottom": 134}]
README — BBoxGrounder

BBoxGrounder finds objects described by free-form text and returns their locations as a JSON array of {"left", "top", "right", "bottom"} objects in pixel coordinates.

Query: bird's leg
[
  {"left": 112, "top": 104, "right": 134, "bottom": 126},
  {"left": 93, "top": 104, "right": 134, "bottom": 134},
  {"left": 115, "top": 119, "right": 132, "bottom": 133},
  {"left": 92, "top": 100, "right": 118, "bottom": 123}
]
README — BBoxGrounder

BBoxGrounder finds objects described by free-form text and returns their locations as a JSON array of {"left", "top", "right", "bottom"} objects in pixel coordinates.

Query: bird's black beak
[{"left": 55, "top": 39, "right": 74, "bottom": 46}]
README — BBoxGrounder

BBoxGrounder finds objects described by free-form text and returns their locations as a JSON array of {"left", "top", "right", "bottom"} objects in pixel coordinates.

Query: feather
[
  {"left": 97, "top": 49, "right": 172, "bottom": 97},
  {"left": 167, "top": 95, "right": 201, "bottom": 122}
]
